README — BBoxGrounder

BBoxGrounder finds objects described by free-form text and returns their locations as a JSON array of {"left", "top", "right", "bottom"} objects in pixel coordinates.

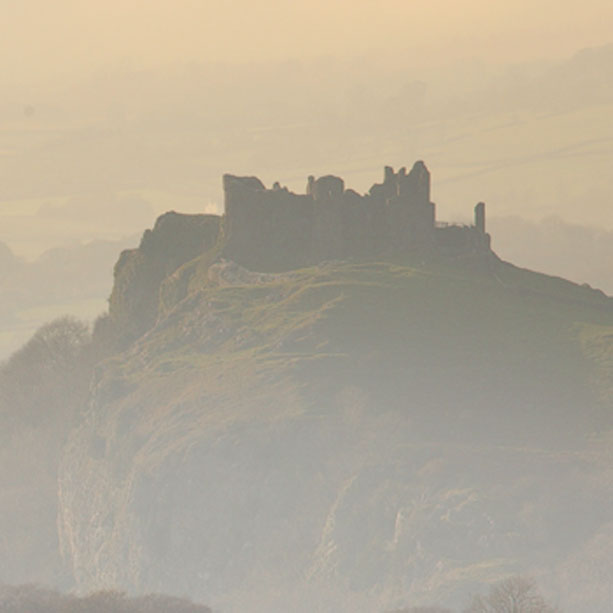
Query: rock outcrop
[{"left": 108, "top": 212, "right": 220, "bottom": 343}]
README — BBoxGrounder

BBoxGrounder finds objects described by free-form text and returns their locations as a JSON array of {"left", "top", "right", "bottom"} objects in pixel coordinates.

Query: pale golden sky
[{"left": 2, "top": 0, "right": 613, "bottom": 84}]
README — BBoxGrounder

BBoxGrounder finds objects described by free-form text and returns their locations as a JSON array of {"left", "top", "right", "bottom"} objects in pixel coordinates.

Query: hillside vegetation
[{"left": 57, "top": 241, "right": 612, "bottom": 612}]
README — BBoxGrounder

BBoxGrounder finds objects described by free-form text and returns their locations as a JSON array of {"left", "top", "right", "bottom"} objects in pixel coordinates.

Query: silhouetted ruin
[{"left": 222, "top": 161, "right": 491, "bottom": 271}]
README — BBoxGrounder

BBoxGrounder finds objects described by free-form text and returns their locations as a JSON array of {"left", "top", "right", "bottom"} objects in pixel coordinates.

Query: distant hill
[
  {"left": 489, "top": 216, "right": 613, "bottom": 296},
  {"left": 0, "top": 236, "right": 138, "bottom": 361}
]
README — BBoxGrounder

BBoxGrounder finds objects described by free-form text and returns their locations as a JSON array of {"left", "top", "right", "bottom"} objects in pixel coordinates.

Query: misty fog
[{"left": 1, "top": 2, "right": 613, "bottom": 612}]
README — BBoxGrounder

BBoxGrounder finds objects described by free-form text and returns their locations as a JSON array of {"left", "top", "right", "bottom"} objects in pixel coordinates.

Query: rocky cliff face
[
  {"left": 58, "top": 252, "right": 613, "bottom": 612},
  {"left": 109, "top": 212, "right": 220, "bottom": 344}
]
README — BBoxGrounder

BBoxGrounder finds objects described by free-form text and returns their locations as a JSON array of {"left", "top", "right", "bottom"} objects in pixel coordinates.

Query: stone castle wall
[{"left": 222, "top": 161, "right": 490, "bottom": 272}]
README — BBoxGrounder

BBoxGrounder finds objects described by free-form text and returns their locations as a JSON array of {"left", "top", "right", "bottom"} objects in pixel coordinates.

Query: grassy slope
[
  {"left": 120, "top": 256, "right": 612, "bottom": 439},
  {"left": 59, "top": 256, "right": 613, "bottom": 610}
]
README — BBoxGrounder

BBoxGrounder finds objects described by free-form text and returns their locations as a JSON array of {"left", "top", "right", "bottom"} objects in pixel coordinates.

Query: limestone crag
[{"left": 109, "top": 212, "right": 221, "bottom": 343}]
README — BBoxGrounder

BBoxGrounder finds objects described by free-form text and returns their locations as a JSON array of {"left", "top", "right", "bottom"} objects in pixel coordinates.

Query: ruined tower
[
  {"left": 475, "top": 202, "right": 486, "bottom": 234},
  {"left": 221, "top": 163, "right": 491, "bottom": 272}
]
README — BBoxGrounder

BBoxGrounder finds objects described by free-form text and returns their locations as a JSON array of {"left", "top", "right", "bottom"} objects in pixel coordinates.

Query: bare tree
[
  {"left": 464, "top": 576, "right": 558, "bottom": 613},
  {"left": 390, "top": 607, "right": 451, "bottom": 613},
  {"left": 0, "top": 317, "right": 94, "bottom": 585},
  {"left": 0, "top": 316, "right": 92, "bottom": 431}
]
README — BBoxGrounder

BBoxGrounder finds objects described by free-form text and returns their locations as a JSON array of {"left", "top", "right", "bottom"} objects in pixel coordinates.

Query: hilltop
[
  {"left": 54, "top": 166, "right": 613, "bottom": 612},
  {"left": 108, "top": 162, "right": 493, "bottom": 343}
]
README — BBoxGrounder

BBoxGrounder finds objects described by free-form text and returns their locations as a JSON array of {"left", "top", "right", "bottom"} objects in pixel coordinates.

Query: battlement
[{"left": 221, "top": 162, "right": 491, "bottom": 272}]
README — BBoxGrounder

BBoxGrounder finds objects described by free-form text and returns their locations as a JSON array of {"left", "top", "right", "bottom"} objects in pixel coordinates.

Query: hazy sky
[{"left": 3, "top": 0, "right": 613, "bottom": 85}]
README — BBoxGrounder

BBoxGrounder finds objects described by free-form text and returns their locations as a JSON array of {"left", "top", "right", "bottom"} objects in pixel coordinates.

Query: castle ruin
[
  {"left": 109, "top": 161, "right": 494, "bottom": 342},
  {"left": 222, "top": 161, "right": 491, "bottom": 271}
]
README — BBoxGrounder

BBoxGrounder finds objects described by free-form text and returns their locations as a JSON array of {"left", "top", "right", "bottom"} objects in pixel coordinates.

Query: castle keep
[{"left": 222, "top": 161, "right": 491, "bottom": 271}]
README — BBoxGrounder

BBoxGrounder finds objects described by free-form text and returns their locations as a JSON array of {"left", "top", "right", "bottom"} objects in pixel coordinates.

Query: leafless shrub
[{"left": 464, "top": 576, "right": 558, "bottom": 613}]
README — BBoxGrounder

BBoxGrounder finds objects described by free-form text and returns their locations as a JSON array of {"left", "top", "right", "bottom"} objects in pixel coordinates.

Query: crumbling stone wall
[
  {"left": 221, "top": 161, "right": 481, "bottom": 272},
  {"left": 222, "top": 174, "right": 315, "bottom": 271}
]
